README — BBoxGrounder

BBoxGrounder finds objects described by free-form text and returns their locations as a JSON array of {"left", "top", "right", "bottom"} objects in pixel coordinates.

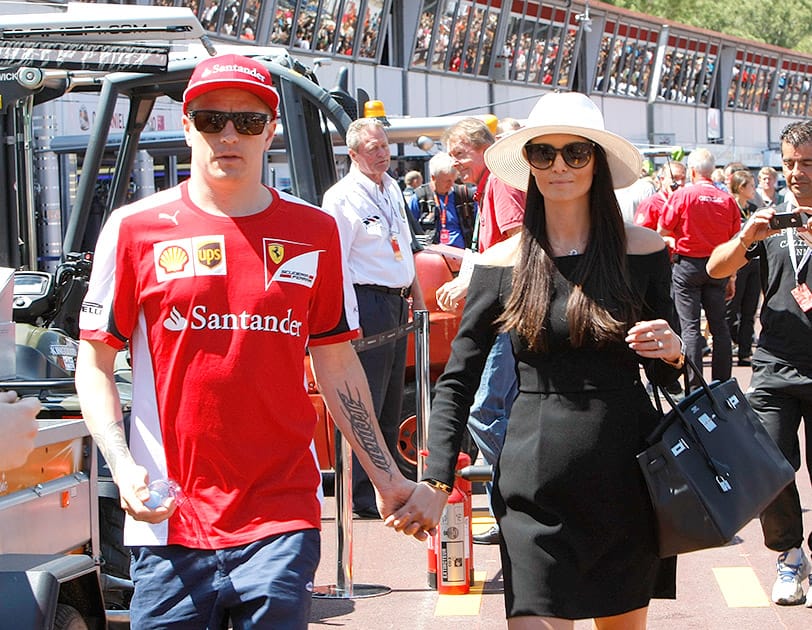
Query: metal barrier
[{"left": 313, "top": 310, "right": 432, "bottom": 599}]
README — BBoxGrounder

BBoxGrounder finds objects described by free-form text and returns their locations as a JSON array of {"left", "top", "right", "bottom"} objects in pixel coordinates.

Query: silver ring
[{"left": 657, "top": 340, "right": 664, "bottom": 349}]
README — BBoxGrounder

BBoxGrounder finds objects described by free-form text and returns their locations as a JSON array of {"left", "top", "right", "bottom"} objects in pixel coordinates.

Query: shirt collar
[{"left": 350, "top": 164, "right": 395, "bottom": 193}]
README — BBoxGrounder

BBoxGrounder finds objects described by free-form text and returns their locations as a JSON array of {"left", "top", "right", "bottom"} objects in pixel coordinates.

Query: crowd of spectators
[
  {"left": 264, "top": 1, "right": 382, "bottom": 58},
  {"left": 186, "top": 1, "right": 812, "bottom": 118},
  {"left": 412, "top": 7, "right": 499, "bottom": 77}
]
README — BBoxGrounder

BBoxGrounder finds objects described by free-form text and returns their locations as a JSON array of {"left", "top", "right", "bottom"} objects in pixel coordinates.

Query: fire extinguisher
[
  {"left": 437, "top": 483, "right": 470, "bottom": 594},
  {"left": 428, "top": 452, "right": 473, "bottom": 593},
  {"left": 423, "top": 450, "right": 439, "bottom": 589},
  {"left": 456, "top": 453, "right": 475, "bottom": 587},
  {"left": 427, "top": 524, "right": 438, "bottom": 589}
]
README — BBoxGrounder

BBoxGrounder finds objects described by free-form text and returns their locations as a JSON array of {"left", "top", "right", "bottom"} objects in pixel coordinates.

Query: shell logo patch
[
  {"left": 158, "top": 245, "right": 190, "bottom": 274},
  {"left": 154, "top": 235, "right": 227, "bottom": 282}
]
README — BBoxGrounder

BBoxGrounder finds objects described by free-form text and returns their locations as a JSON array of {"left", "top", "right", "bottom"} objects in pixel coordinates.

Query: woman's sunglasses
[
  {"left": 187, "top": 110, "right": 271, "bottom": 136},
  {"left": 524, "top": 141, "right": 595, "bottom": 170}
]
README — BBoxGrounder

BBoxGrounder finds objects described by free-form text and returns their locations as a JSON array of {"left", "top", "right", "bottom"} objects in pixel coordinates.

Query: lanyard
[
  {"left": 356, "top": 175, "right": 407, "bottom": 261},
  {"left": 434, "top": 192, "right": 448, "bottom": 229},
  {"left": 786, "top": 204, "right": 811, "bottom": 286},
  {"left": 470, "top": 173, "right": 488, "bottom": 253},
  {"left": 360, "top": 180, "right": 402, "bottom": 237}
]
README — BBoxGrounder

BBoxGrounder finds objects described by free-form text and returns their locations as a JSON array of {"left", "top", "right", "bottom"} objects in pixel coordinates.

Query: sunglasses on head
[
  {"left": 524, "top": 141, "right": 595, "bottom": 170},
  {"left": 187, "top": 110, "right": 271, "bottom": 136}
]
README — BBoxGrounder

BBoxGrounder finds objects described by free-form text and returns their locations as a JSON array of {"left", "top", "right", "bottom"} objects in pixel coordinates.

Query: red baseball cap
[{"left": 183, "top": 54, "right": 279, "bottom": 116}]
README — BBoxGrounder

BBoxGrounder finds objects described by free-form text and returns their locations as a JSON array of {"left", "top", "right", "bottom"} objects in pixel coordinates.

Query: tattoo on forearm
[
  {"left": 90, "top": 420, "right": 131, "bottom": 481},
  {"left": 337, "top": 384, "right": 393, "bottom": 479}
]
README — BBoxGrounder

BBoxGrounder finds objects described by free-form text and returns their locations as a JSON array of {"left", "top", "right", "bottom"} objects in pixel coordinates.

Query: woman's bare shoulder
[
  {"left": 479, "top": 233, "right": 521, "bottom": 267},
  {"left": 625, "top": 224, "right": 666, "bottom": 255}
]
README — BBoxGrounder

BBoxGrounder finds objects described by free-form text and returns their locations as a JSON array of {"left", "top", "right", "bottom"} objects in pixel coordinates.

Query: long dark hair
[{"left": 497, "top": 145, "right": 640, "bottom": 351}]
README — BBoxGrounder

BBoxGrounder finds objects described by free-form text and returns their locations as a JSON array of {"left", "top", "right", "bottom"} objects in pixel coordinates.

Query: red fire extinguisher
[
  {"left": 455, "top": 453, "right": 475, "bottom": 586},
  {"left": 427, "top": 526, "right": 438, "bottom": 589},
  {"left": 437, "top": 483, "right": 470, "bottom": 594},
  {"left": 423, "top": 450, "right": 439, "bottom": 589},
  {"left": 428, "top": 452, "right": 473, "bottom": 594}
]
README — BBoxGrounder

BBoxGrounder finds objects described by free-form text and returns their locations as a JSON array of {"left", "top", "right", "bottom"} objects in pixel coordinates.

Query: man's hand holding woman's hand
[{"left": 384, "top": 481, "right": 450, "bottom": 541}]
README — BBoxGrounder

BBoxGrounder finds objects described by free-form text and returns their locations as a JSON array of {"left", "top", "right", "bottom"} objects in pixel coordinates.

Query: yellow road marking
[
  {"left": 472, "top": 515, "right": 494, "bottom": 534},
  {"left": 713, "top": 567, "right": 771, "bottom": 607},
  {"left": 435, "top": 570, "right": 487, "bottom": 616}
]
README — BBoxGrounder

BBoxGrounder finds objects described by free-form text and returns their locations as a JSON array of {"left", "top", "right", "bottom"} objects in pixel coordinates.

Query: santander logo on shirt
[{"left": 162, "top": 304, "right": 303, "bottom": 337}]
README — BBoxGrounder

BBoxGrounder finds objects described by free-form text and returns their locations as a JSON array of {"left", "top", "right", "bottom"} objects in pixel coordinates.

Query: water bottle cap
[{"left": 143, "top": 479, "right": 182, "bottom": 510}]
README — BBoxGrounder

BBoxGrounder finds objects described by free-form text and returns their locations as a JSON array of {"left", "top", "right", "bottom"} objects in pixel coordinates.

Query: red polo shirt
[
  {"left": 635, "top": 191, "right": 667, "bottom": 231},
  {"left": 660, "top": 178, "right": 741, "bottom": 257}
]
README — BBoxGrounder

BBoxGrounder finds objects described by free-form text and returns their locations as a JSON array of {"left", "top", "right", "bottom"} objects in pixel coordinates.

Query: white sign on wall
[{"left": 707, "top": 108, "right": 721, "bottom": 140}]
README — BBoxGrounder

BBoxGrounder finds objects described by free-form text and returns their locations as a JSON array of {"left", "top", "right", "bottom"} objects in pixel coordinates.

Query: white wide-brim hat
[{"left": 484, "top": 92, "right": 642, "bottom": 190}]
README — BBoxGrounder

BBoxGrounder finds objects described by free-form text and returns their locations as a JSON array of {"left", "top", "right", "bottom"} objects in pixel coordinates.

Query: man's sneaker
[
  {"left": 807, "top": 573, "right": 812, "bottom": 607},
  {"left": 771, "top": 547, "right": 811, "bottom": 605}
]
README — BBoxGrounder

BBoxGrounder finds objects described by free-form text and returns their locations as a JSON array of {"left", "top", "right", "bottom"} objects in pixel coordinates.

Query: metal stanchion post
[
  {"left": 414, "top": 310, "right": 431, "bottom": 477},
  {"left": 314, "top": 313, "right": 429, "bottom": 599},
  {"left": 315, "top": 315, "right": 428, "bottom": 599},
  {"left": 313, "top": 426, "right": 390, "bottom": 598}
]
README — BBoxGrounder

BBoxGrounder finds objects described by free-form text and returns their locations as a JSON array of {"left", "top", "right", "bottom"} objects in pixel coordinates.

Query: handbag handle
[
  {"left": 651, "top": 356, "right": 725, "bottom": 420},
  {"left": 648, "top": 356, "right": 734, "bottom": 490}
]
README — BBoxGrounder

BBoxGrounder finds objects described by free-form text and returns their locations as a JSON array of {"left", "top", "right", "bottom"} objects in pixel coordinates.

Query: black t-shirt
[{"left": 749, "top": 202, "right": 812, "bottom": 370}]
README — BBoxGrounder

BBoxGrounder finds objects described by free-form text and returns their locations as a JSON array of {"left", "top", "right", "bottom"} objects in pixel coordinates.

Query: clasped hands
[{"left": 383, "top": 480, "right": 449, "bottom": 540}]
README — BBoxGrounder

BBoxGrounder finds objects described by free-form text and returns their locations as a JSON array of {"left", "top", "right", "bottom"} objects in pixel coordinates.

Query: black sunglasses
[
  {"left": 524, "top": 141, "right": 595, "bottom": 170},
  {"left": 187, "top": 110, "right": 271, "bottom": 136}
]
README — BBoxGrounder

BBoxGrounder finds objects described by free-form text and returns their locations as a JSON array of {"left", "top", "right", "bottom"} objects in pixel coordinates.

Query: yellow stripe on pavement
[
  {"left": 435, "top": 570, "right": 487, "bottom": 616},
  {"left": 713, "top": 567, "right": 771, "bottom": 607},
  {"left": 472, "top": 514, "right": 494, "bottom": 535}
]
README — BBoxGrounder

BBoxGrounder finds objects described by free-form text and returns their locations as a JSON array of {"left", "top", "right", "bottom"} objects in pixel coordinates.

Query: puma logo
[{"left": 158, "top": 209, "right": 180, "bottom": 225}]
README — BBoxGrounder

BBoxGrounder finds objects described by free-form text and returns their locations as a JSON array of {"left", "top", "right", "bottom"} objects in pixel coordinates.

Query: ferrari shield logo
[
  {"left": 262, "top": 237, "right": 320, "bottom": 290},
  {"left": 267, "top": 243, "right": 284, "bottom": 264}
]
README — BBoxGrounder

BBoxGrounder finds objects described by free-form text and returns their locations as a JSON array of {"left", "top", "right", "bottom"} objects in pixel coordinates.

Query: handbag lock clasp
[{"left": 716, "top": 475, "right": 732, "bottom": 492}]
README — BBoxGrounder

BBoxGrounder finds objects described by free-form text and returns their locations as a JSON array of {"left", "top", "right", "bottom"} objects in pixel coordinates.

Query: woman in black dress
[{"left": 387, "top": 92, "right": 684, "bottom": 629}]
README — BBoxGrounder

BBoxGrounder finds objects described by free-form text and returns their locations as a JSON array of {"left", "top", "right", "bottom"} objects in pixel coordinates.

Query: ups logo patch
[{"left": 197, "top": 242, "right": 223, "bottom": 268}]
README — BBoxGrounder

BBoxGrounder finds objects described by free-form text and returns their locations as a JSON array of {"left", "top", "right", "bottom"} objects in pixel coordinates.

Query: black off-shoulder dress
[{"left": 424, "top": 248, "right": 680, "bottom": 619}]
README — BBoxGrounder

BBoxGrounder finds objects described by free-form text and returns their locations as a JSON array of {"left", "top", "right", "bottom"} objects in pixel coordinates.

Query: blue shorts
[{"left": 129, "top": 529, "right": 320, "bottom": 629}]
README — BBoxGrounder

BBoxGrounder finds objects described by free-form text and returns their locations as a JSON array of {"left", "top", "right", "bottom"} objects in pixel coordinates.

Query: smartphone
[{"left": 769, "top": 212, "right": 804, "bottom": 230}]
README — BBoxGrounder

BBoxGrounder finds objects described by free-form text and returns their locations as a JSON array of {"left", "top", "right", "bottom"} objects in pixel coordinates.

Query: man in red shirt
[
  {"left": 75, "top": 54, "right": 416, "bottom": 628},
  {"left": 659, "top": 148, "right": 741, "bottom": 390},
  {"left": 634, "top": 160, "right": 687, "bottom": 254}
]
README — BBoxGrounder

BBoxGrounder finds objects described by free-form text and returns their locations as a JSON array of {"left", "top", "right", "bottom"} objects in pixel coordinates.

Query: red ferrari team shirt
[
  {"left": 80, "top": 182, "right": 356, "bottom": 548},
  {"left": 660, "top": 178, "right": 741, "bottom": 257}
]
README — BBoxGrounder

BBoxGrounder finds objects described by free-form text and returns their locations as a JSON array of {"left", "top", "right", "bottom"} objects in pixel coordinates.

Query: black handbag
[{"left": 637, "top": 358, "right": 794, "bottom": 558}]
